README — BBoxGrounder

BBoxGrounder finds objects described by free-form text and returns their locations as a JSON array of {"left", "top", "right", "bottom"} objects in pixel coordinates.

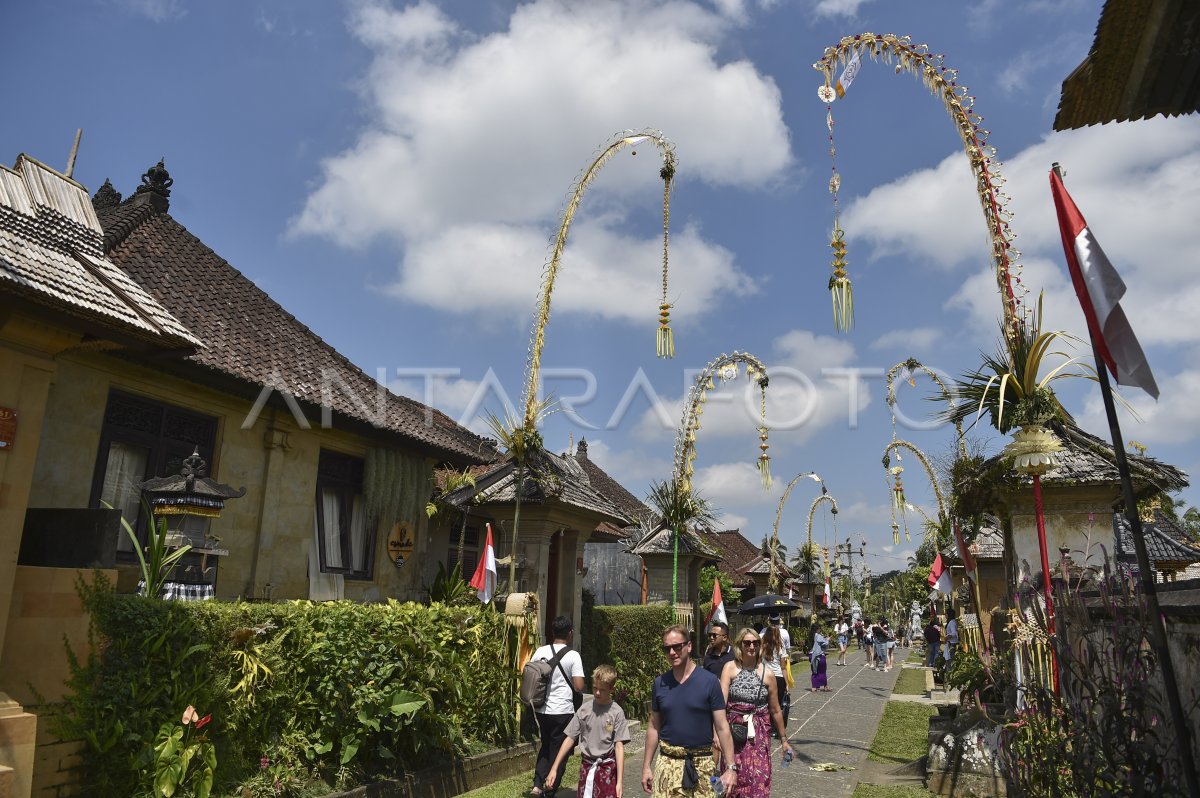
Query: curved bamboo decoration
[
  {"left": 672, "top": 351, "right": 771, "bottom": 493},
  {"left": 768, "top": 472, "right": 824, "bottom": 592},
  {"left": 885, "top": 358, "right": 967, "bottom": 459},
  {"left": 814, "top": 34, "right": 1024, "bottom": 338},
  {"left": 805, "top": 493, "right": 840, "bottom": 549},
  {"left": 882, "top": 439, "right": 946, "bottom": 544},
  {"left": 522, "top": 130, "right": 677, "bottom": 430}
]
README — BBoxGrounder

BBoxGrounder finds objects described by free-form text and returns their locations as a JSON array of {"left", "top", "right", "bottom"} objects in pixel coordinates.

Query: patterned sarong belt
[{"left": 659, "top": 742, "right": 713, "bottom": 760}]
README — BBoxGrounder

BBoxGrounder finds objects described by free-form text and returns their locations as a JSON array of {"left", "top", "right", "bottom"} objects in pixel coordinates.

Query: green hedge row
[
  {"left": 55, "top": 577, "right": 518, "bottom": 797},
  {"left": 581, "top": 599, "right": 673, "bottom": 718}
]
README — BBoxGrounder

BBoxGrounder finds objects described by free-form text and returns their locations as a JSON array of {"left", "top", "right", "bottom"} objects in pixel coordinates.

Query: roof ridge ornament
[
  {"left": 132, "top": 158, "right": 173, "bottom": 212},
  {"left": 92, "top": 179, "right": 122, "bottom": 210}
]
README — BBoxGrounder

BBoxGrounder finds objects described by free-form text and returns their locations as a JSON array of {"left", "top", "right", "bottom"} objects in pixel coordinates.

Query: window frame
[
  {"left": 314, "top": 449, "right": 375, "bottom": 581},
  {"left": 89, "top": 389, "right": 219, "bottom": 557}
]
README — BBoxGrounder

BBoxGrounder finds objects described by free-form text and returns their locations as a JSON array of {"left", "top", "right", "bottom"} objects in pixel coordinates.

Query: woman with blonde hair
[{"left": 719, "top": 627, "right": 793, "bottom": 797}]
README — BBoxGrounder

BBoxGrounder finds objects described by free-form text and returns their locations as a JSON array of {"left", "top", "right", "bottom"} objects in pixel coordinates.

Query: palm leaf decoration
[
  {"left": 940, "top": 294, "right": 1097, "bottom": 434},
  {"left": 646, "top": 479, "right": 718, "bottom": 534}
]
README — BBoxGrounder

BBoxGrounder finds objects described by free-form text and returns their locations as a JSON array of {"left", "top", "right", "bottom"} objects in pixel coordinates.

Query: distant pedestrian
[
  {"left": 834, "top": 617, "right": 850, "bottom": 666},
  {"left": 760, "top": 624, "right": 791, "bottom": 729},
  {"left": 542, "top": 664, "right": 630, "bottom": 798},
  {"left": 870, "top": 617, "right": 891, "bottom": 672},
  {"left": 702, "top": 621, "right": 735, "bottom": 678},
  {"left": 944, "top": 609, "right": 960, "bottom": 666},
  {"left": 808, "top": 623, "right": 830, "bottom": 692},
  {"left": 882, "top": 620, "right": 896, "bottom": 669},
  {"left": 923, "top": 616, "right": 942, "bottom": 668},
  {"left": 719, "top": 627, "right": 793, "bottom": 798},
  {"left": 641, "top": 625, "right": 737, "bottom": 798}
]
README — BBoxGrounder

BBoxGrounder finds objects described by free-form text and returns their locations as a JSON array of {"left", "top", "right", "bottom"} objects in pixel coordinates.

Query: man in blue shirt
[{"left": 642, "top": 624, "right": 737, "bottom": 797}]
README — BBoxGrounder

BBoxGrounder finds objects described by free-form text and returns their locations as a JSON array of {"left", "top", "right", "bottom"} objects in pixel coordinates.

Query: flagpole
[
  {"left": 1030, "top": 475, "right": 1058, "bottom": 693},
  {"left": 1052, "top": 163, "right": 1199, "bottom": 794}
]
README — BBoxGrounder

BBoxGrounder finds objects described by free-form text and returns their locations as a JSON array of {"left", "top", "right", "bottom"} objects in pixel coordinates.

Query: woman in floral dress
[{"left": 719, "top": 627, "right": 794, "bottom": 798}]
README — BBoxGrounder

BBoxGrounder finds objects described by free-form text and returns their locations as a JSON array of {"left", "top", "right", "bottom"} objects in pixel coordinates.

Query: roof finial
[
  {"left": 132, "top": 158, "right": 173, "bottom": 212},
  {"left": 577, "top": 437, "right": 588, "bottom": 459},
  {"left": 92, "top": 179, "right": 122, "bottom": 210}
]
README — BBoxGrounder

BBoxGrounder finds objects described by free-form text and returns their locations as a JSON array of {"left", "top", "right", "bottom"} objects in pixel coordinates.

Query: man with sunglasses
[
  {"left": 702, "top": 621, "right": 735, "bottom": 678},
  {"left": 643, "top": 625, "right": 738, "bottom": 797}
]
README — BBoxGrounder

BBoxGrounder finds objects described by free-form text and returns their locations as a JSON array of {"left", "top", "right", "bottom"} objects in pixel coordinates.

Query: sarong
[
  {"left": 579, "top": 755, "right": 617, "bottom": 798},
  {"left": 654, "top": 742, "right": 716, "bottom": 797},
  {"left": 724, "top": 701, "right": 771, "bottom": 798},
  {"left": 810, "top": 652, "right": 828, "bottom": 689}
]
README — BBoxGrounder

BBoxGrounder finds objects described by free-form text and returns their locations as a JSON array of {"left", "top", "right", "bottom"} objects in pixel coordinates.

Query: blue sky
[{"left": 5, "top": 0, "right": 1199, "bottom": 574}]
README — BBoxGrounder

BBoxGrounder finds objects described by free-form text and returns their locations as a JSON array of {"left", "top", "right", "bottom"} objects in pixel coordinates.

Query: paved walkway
[{"left": 552, "top": 655, "right": 905, "bottom": 797}]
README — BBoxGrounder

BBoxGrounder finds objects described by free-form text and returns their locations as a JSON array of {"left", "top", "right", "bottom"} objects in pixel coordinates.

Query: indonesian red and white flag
[
  {"left": 468, "top": 523, "right": 497, "bottom": 604},
  {"left": 953, "top": 521, "right": 978, "bottom": 584},
  {"left": 1050, "top": 169, "right": 1159, "bottom": 399},
  {"left": 704, "top": 578, "right": 728, "bottom": 628},
  {"left": 928, "top": 552, "right": 952, "bottom": 594}
]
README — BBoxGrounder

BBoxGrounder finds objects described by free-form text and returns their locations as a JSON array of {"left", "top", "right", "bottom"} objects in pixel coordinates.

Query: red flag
[
  {"left": 704, "top": 578, "right": 728, "bottom": 628},
  {"left": 1050, "top": 169, "right": 1159, "bottom": 399},
  {"left": 953, "top": 521, "right": 977, "bottom": 584},
  {"left": 928, "top": 552, "right": 952, "bottom": 594},
  {"left": 468, "top": 523, "right": 497, "bottom": 603}
]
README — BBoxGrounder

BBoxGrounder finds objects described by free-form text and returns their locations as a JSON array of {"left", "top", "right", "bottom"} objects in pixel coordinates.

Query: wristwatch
[{"left": 729, "top": 764, "right": 740, "bottom": 772}]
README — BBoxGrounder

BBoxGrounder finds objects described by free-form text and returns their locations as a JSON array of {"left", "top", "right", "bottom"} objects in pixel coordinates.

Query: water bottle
[
  {"left": 781, "top": 749, "right": 793, "bottom": 768},
  {"left": 711, "top": 774, "right": 726, "bottom": 796}
]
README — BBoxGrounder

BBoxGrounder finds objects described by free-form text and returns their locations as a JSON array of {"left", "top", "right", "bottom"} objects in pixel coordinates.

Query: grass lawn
[
  {"left": 893, "top": 667, "right": 928, "bottom": 696},
  {"left": 459, "top": 757, "right": 581, "bottom": 798},
  {"left": 867, "top": 702, "right": 937, "bottom": 765}
]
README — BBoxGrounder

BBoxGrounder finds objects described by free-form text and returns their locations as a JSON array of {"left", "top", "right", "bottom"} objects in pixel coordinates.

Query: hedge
[
  {"left": 581, "top": 600, "right": 673, "bottom": 719},
  {"left": 54, "top": 576, "right": 519, "bottom": 797}
]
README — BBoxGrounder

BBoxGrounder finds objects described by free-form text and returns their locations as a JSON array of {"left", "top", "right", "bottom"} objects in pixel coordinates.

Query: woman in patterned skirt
[
  {"left": 809, "top": 622, "right": 831, "bottom": 692},
  {"left": 719, "top": 627, "right": 794, "bottom": 797}
]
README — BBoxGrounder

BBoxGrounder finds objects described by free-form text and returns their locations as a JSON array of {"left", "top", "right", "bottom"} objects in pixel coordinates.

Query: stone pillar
[{"left": 1004, "top": 484, "right": 1119, "bottom": 583}]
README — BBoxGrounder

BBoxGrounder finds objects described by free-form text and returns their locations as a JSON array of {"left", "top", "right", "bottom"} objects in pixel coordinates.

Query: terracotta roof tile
[{"left": 96, "top": 197, "right": 492, "bottom": 463}]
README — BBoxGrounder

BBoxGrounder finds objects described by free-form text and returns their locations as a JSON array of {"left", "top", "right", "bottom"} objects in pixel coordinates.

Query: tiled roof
[
  {"left": 1114, "top": 514, "right": 1200, "bottom": 567},
  {"left": 573, "top": 438, "right": 654, "bottom": 525},
  {"left": 697, "top": 529, "right": 760, "bottom": 586},
  {"left": 0, "top": 155, "right": 198, "bottom": 350},
  {"left": 942, "top": 516, "right": 1004, "bottom": 562},
  {"left": 630, "top": 523, "right": 720, "bottom": 558},
  {"left": 1055, "top": 0, "right": 1200, "bottom": 130},
  {"left": 457, "top": 448, "right": 632, "bottom": 525},
  {"left": 95, "top": 183, "right": 493, "bottom": 464},
  {"left": 963, "top": 421, "right": 1188, "bottom": 500}
]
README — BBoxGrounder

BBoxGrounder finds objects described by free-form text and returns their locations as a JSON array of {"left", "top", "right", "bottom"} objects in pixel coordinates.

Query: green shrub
[
  {"left": 54, "top": 576, "right": 519, "bottom": 797},
  {"left": 581, "top": 604, "right": 672, "bottom": 719}
]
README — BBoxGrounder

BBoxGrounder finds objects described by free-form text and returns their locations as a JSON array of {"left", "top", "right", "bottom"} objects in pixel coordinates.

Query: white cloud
[
  {"left": 108, "top": 0, "right": 185, "bottom": 22},
  {"left": 869, "top": 327, "right": 943, "bottom": 352},
  {"left": 583, "top": 438, "right": 672, "bottom": 485},
  {"left": 693, "top": 461, "right": 774, "bottom": 507},
  {"left": 291, "top": 0, "right": 791, "bottom": 323},
  {"left": 1078, "top": 364, "right": 1200, "bottom": 447},
  {"left": 715, "top": 512, "right": 750, "bottom": 531},
  {"left": 811, "top": 0, "right": 877, "bottom": 18}
]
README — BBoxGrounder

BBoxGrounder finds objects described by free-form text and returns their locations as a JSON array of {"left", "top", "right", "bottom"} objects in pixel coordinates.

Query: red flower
[{"left": 194, "top": 713, "right": 212, "bottom": 731}]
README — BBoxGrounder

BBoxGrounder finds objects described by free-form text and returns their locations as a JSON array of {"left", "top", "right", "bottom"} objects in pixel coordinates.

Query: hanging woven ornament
[
  {"left": 823, "top": 81, "right": 853, "bottom": 333},
  {"left": 890, "top": 466, "right": 906, "bottom": 512},
  {"left": 756, "top": 389, "right": 771, "bottom": 489},
  {"left": 891, "top": 521, "right": 901, "bottom": 546},
  {"left": 657, "top": 159, "right": 676, "bottom": 358}
]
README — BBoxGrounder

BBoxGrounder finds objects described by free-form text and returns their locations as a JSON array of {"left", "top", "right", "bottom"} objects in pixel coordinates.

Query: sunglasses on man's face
[
  {"left": 662, "top": 642, "right": 687, "bottom": 655},
  {"left": 709, "top": 632, "right": 725, "bottom": 638}
]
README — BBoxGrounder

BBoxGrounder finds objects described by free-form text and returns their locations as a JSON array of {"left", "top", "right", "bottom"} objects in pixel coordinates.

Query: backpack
[{"left": 519, "top": 644, "right": 571, "bottom": 708}]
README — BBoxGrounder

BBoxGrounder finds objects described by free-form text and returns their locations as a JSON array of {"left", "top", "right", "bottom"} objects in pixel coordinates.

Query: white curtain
[
  {"left": 320, "top": 487, "right": 344, "bottom": 570},
  {"left": 349, "top": 495, "right": 367, "bottom": 573},
  {"left": 101, "top": 442, "right": 149, "bottom": 552},
  {"left": 309, "top": 506, "right": 344, "bottom": 601}
]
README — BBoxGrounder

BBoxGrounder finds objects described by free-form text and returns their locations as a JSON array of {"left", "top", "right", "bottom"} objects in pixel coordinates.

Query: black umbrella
[{"left": 737, "top": 594, "right": 801, "bottom": 615}]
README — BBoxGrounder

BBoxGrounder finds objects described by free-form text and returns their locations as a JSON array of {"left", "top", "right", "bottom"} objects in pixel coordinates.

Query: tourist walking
[
  {"left": 760, "top": 623, "right": 791, "bottom": 728},
  {"left": 870, "top": 617, "right": 891, "bottom": 673},
  {"left": 834, "top": 617, "right": 850, "bottom": 666},
  {"left": 944, "top": 609, "right": 960, "bottom": 666},
  {"left": 531, "top": 615, "right": 585, "bottom": 798},
  {"left": 702, "top": 620, "right": 735, "bottom": 678},
  {"left": 641, "top": 625, "right": 737, "bottom": 798},
  {"left": 542, "top": 664, "right": 630, "bottom": 798},
  {"left": 923, "top": 615, "right": 942, "bottom": 668},
  {"left": 719, "top": 627, "right": 794, "bottom": 798},
  {"left": 808, "top": 622, "right": 831, "bottom": 692},
  {"left": 882, "top": 619, "right": 896, "bottom": 670}
]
